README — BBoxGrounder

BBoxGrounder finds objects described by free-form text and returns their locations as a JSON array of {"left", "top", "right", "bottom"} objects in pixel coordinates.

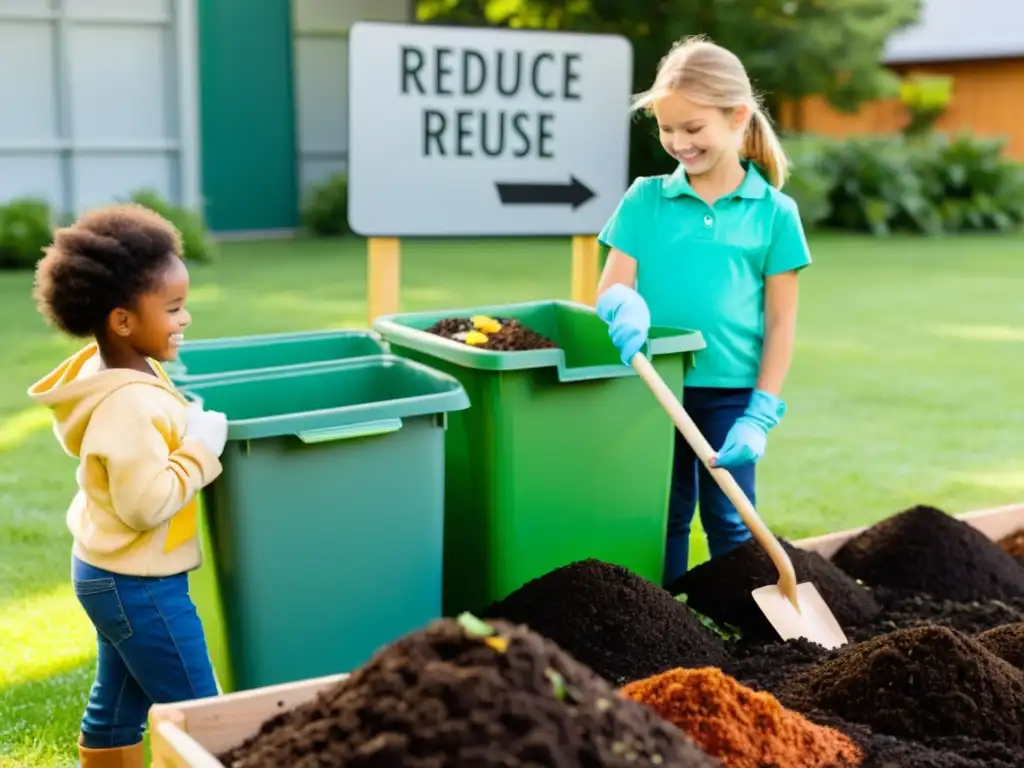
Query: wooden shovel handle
[{"left": 631, "top": 354, "right": 800, "bottom": 607}]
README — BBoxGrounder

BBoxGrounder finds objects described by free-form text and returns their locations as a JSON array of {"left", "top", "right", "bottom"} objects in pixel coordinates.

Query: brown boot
[{"left": 78, "top": 734, "right": 144, "bottom": 768}]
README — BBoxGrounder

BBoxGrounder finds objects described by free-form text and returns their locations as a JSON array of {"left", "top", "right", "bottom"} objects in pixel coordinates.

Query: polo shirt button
[{"left": 703, "top": 214, "right": 713, "bottom": 226}]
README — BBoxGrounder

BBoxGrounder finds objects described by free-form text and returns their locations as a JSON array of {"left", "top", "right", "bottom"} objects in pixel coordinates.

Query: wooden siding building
[{"left": 781, "top": 0, "right": 1024, "bottom": 159}]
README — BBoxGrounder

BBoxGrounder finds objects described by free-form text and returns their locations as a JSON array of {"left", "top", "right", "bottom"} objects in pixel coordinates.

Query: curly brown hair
[{"left": 33, "top": 203, "right": 184, "bottom": 338}]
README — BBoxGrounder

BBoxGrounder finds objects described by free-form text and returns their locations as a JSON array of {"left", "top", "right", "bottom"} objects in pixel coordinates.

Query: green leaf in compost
[{"left": 456, "top": 612, "right": 495, "bottom": 637}]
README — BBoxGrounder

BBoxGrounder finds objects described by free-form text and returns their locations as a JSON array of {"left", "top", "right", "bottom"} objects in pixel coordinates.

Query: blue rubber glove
[
  {"left": 713, "top": 390, "right": 787, "bottom": 469},
  {"left": 595, "top": 284, "right": 651, "bottom": 366}
]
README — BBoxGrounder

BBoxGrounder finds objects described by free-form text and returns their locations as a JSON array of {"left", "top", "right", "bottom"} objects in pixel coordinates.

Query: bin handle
[{"left": 295, "top": 418, "right": 403, "bottom": 444}]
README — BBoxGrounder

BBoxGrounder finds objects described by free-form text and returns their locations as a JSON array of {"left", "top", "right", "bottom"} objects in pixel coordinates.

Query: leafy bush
[
  {"left": 781, "top": 132, "right": 1024, "bottom": 236},
  {"left": 0, "top": 197, "right": 54, "bottom": 270},
  {"left": 780, "top": 135, "right": 835, "bottom": 230},
  {"left": 911, "top": 134, "right": 1024, "bottom": 233},
  {"left": 301, "top": 172, "right": 350, "bottom": 237},
  {"left": 128, "top": 189, "right": 217, "bottom": 264}
]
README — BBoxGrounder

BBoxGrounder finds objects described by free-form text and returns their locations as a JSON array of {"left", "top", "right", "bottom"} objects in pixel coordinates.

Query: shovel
[{"left": 630, "top": 353, "right": 849, "bottom": 650}]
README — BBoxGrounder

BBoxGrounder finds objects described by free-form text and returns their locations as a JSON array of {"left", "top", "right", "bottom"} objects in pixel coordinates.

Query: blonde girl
[{"left": 596, "top": 36, "right": 811, "bottom": 586}]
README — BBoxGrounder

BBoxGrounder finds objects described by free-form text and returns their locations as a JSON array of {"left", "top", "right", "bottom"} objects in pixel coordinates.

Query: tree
[
  {"left": 704, "top": 0, "right": 922, "bottom": 128},
  {"left": 415, "top": 0, "right": 923, "bottom": 174}
]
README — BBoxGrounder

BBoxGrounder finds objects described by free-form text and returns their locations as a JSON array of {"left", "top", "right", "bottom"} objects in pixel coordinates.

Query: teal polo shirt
[{"left": 599, "top": 162, "right": 812, "bottom": 388}]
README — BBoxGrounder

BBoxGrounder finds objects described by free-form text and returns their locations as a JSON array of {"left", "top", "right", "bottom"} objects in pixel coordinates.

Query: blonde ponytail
[{"left": 742, "top": 109, "right": 789, "bottom": 189}]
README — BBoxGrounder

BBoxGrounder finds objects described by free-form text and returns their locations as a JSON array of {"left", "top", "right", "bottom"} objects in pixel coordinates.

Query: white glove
[{"left": 185, "top": 402, "right": 228, "bottom": 457}]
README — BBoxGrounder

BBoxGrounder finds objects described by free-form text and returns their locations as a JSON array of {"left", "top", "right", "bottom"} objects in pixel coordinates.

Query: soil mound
[
  {"left": 219, "top": 616, "right": 718, "bottom": 768},
  {"left": 725, "top": 637, "right": 833, "bottom": 696},
  {"left": 976, "top": 622, "right": 1024, "bottom": 669},
  {"left": 620, "top": 666, "right": 861, "bottom": 768},
  {"left": 669, "top": 537, "right": 880, "bottom": 640},
  {"left": 848, "top": 589, "right": 1024, "bottom": 642},
  {"left": 482, "top": 558, "right": 729, "bottom": 685},
  {"left": 786, "top": 625, "right": 1024, "bottom": 746},
  {"left": 832, "top": 505, "right": 1024, "bottom": 602}
]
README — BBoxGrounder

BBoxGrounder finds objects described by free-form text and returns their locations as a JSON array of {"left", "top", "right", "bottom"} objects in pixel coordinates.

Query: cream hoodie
[{"left": 28, "top": 344, "right": 222, "bottom": 576}]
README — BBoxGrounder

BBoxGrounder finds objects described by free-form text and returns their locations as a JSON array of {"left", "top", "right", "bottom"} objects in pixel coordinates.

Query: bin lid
[
  {"left": 165, "top": 329, "right": 387, "bottom": 383},
  {"left": 180, "top": 355, "right": 469, "bottom": 442},
  {"left": 373, "top": 300, "right": 705, "bottom": 381}
]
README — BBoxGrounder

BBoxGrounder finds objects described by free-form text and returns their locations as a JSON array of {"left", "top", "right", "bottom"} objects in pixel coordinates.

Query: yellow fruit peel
[{"left": 471, "top": 315, "right": 502, "bottom": 334}]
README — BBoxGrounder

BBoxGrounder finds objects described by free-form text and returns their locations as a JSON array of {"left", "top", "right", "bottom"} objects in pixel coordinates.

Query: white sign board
[{"left": 347, "top": 22, "right": 634, "bottom": 237}]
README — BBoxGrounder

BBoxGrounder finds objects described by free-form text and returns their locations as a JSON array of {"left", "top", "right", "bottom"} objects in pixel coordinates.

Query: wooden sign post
[
  {"left": 570, "top": 235, "right": 600, "bottom": 306},
  {"left": 366, "top": 237, "right": 400, "bottom": 325}
]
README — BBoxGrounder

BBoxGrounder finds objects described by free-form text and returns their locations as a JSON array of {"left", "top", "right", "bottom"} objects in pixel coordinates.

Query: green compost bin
[
  {"left": 180, "top": 355, "right": 469, "bottom": 692},
  {"left": 165, "top": 329, "right": 387, "bottom": 387},
  {"left": 164, "top": 329, "right": 387, "bottom": 691},
  {"left": 372, "top": 300, "right": 705, "bottom": 615}
]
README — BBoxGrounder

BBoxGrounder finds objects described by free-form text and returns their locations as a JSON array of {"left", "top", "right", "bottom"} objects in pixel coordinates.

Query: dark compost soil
[
  {"left": 783, "top": 625, "right": 1024, "bottom": 747},
  {"left": 831, "top": 505, "right": 1024, "bottom": 602},
  {"left": 726, "top": 645, "right": 1021, "bottom": 768},
  {"left": 481, "top": 558, "right": 730, "bottom": 686},
  {"left": 725, "top": 606, "right": 1024, "bottom": 766},
  {"left": 425, "top": 316, "right": 558, "bottom": 351},
  {"left": 975, "top": 622, "right": 1024, "bottom": 670},
  {"left": 668, "top": 537, "right": 881, "bottom": 641},
  {"left": 218, "top": 617, "right": 719, "bottom": 768},
  {"left": 846, "top": 587, "right": 1024, "bottom": 642}
]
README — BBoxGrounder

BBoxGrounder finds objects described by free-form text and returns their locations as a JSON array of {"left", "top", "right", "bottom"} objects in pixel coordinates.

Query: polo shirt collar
[{"left": 661, "top": 160, "right": 769, "bottom": 200}]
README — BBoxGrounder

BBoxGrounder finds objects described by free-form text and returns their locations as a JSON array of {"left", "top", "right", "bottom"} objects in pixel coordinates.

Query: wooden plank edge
[
  {"left": 793, "top": 502, "right": 1024, "bottom": 559},
  {"left": 148, "top": 672, "right": 350, "bottom": 762}
]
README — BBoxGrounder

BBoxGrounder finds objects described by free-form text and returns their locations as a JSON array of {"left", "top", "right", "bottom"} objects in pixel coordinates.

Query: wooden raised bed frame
[
  {"left": 149, "top": 672, "right": 348, "bottom": 768},
  {"left": 149, "top": 503, "right": 1024, "bottom": 767},
  {"left": 792, "top": 502, "right": 1024, "bottom": 559}
]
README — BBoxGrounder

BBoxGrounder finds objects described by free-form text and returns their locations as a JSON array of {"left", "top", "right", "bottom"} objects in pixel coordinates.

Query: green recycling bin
[
  {"left": 165, "top": 329, "right": 387, "bottom": 386},
  {"left": 372, "top": 300, "right": 705, "bottom": 615},
  {"left": 180, "top": 355, "right": 469, "bottom": 691},
  {"left": 165, "top": 329, "right": 387, "bottom": 691}
]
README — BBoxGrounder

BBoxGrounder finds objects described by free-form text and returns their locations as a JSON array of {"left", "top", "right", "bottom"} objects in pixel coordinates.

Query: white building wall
[
  {"left": 292, "top": 0, "right": 410, "bottom": 192},
  {"left": 0, "top": 0, "right": 198, "bottom": 216}
]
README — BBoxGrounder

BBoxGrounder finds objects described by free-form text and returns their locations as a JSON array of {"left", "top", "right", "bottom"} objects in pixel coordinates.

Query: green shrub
[
  {"left": 781, "top": 135, "right": 835, "bottom": 230},
  {"left": 0, "top": 197, "right": 54, "bottom": 270},
  {"left": 301, "top": 172, "right": 350, "bottom": 237},
  {"left": 128, "top": 189, "right": 217, "bottom": 263},
  {"left": 911, "top": 133, "right": 1024, "bottom": 233},
  {"left": 781, "top": 131, "right": 1024, "bottom": 236},
  {"left": 823, "top": 136, "right": 937, "bottom": 236}
]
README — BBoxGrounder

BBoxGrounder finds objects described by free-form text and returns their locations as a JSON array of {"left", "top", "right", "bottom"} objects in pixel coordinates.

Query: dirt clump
[
  {"left": 860, "top": 733, "right": 1020, "bottom": 767},
  {"left": 670, "top": 537, "right": 880, "bottom": 641},
  {"left": 425, "top": 315, "right": 558, "bottom": 351},
  {"left": 831, "top": 505, "right": 1024, "bottom": 602},
  {"left": 975, "top": 622, "right": 1024, "bottom": 669},
  {"left": 620, "top": 666, "right": 861, "bottom": 768},
  {"left": 482, "top": 559, "right": 729, "bottom": 685},
  {"left": 786, "top": 625, "right": 1024, "bottom": 747},
  {"left": 725, "top": 637, "right": 833, "bottom": 696},
  {"left": 219, "top": 616, "right": 718, "bottom": 768},
  {"left": 848, "top": 588, "right": 1024, "bottom": 642}
]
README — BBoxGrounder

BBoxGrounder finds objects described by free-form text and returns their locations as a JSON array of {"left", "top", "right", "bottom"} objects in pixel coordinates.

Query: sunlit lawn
[{"left": 2, "top": 232, "right": 1023, "bottom": 766}]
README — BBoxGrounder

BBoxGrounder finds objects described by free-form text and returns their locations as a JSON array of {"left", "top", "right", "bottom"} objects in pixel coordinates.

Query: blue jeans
[
  {"left": 664, "top": 387, "right": 755, "bottom": 586},
  {"left": 71, "top": 557, "right": 218, "bottom": 749}
]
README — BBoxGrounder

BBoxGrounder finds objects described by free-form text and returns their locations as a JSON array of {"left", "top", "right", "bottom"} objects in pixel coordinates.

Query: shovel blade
[{"left": 751, "top": 582, "right": 849, "bottom": 650}]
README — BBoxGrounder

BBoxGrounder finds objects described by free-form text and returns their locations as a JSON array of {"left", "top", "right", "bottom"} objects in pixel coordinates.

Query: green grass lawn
[{"left": 3, "top": 232, "right": 1024, "bottom": 766}]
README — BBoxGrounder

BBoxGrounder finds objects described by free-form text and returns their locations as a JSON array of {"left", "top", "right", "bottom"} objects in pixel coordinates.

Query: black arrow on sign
[{"left": 495, "top": 175, "right": 596, "bottom": 210}]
